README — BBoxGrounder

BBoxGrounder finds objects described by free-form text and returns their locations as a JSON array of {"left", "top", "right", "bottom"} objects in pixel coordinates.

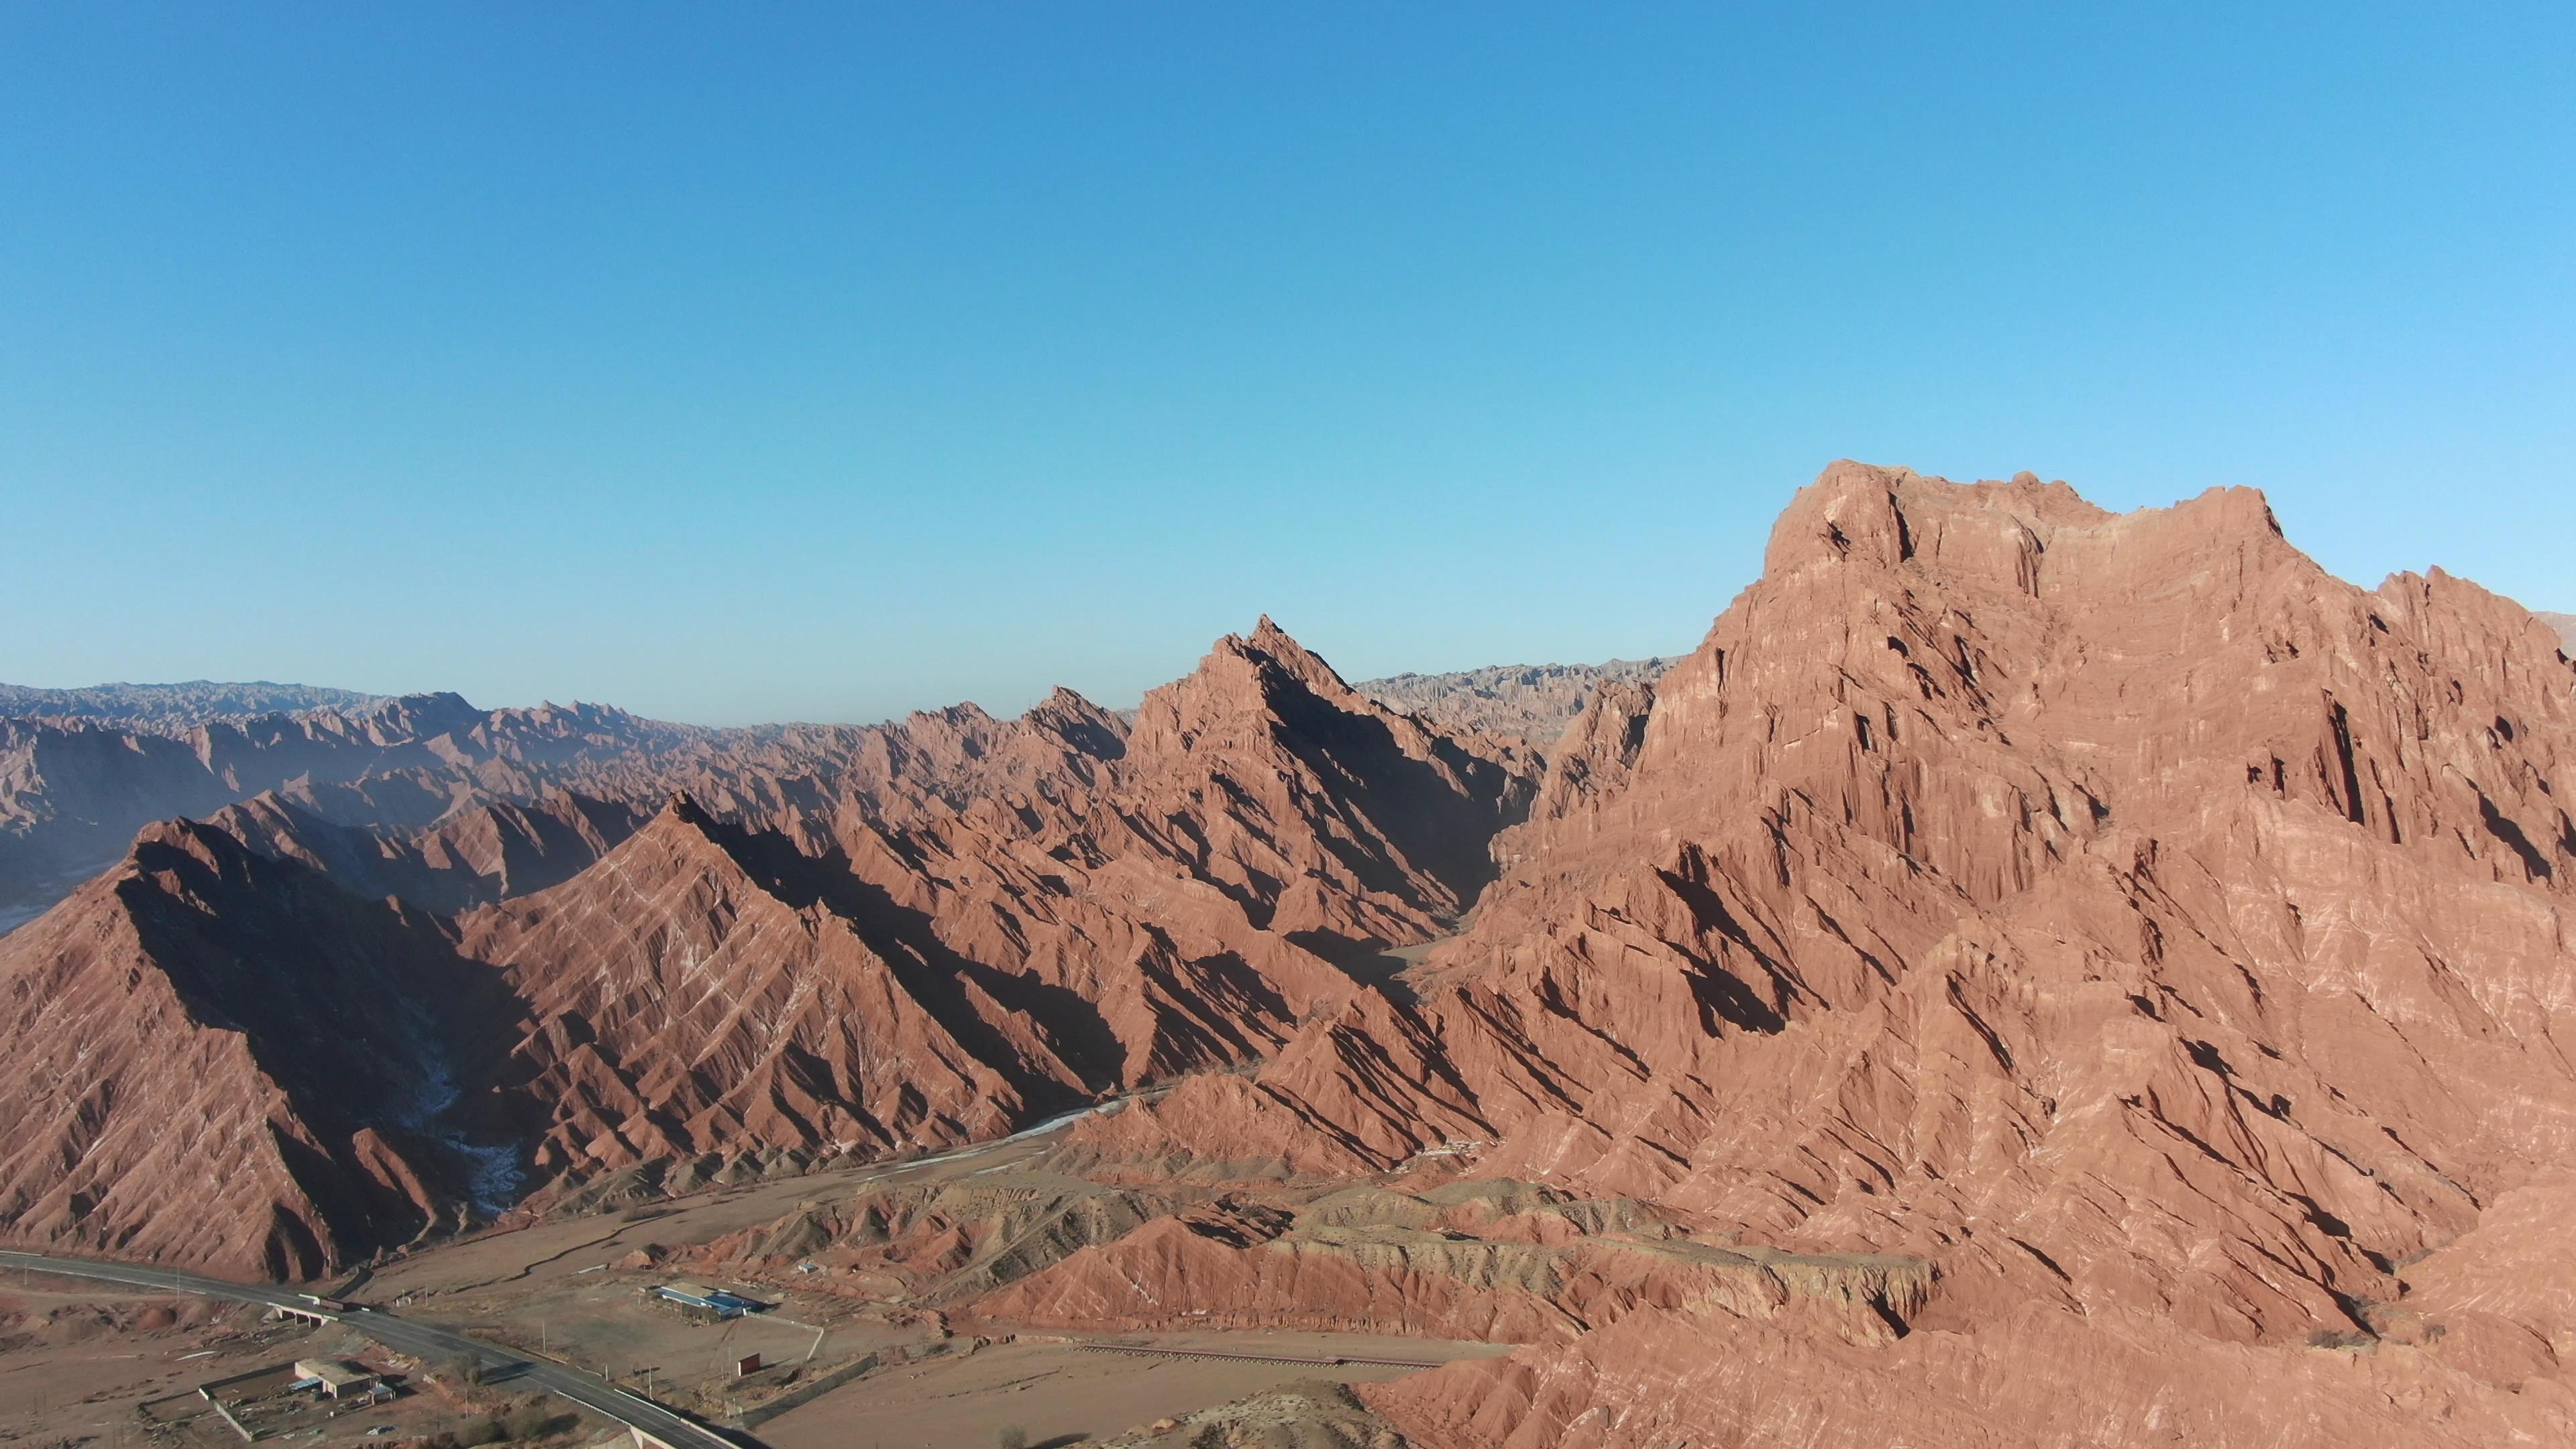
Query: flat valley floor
[{"left": 1, "top": 1113, "right": 1504, "bottom": 1449}]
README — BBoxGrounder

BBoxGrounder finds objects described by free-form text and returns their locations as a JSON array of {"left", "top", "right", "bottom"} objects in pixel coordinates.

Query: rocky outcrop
[
  {"left": 682, "top": 1173, "right": 1181, "bottom": 1303},
  {"left": 1106, "top": 620, "right": 1535, "bottom": 959},
  {"left": 2540, "top": 609, "right": 2576, "bottom": 652},
  {"left": 1096, "top": 1379, "right": 1406, "bottom": 1449},
  {"left": 455, "top": 798, "right": 1046, "bottom": 1177},
  {"left": 1357, "top": 659, "right": 1674, "bottom": 746},
  {"left": 445, "top": 624, "right": 1535, "bottom": 1189},
  {"left": 975, "top": 1179, "right": 1929, "bottom": 1347},
  {"left": 1076, "top": 465, "right": 2576, "bottom": 1446}
]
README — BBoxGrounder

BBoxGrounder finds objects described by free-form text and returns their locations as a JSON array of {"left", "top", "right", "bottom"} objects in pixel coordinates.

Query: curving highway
[{"left": 2, "top": 1248, "right": 744, "bottom": 1449}]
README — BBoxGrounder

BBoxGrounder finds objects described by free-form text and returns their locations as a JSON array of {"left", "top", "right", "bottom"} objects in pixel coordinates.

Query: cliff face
[
  {"left": 1071, "top": 465, "right": 2576, "bottom": 1446},
  {"left": 0, "top": 623, "right": 1536, "bottom": 1279}
]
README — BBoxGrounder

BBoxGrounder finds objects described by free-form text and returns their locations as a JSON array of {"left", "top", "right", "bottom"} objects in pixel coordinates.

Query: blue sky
[{"left": 3, "top": 5, "right": 2569, "bottom": 725}]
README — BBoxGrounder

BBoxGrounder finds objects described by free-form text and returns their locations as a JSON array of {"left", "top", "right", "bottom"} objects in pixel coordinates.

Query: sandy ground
[
  {"left": 367, "top": 1143, "right": 1001, "bottom": 1422},
  {"left": 0, "top": 1273, "right": 603, "bottom": 1449},
  {"left": 1, "top": 1277, "right": 301, "bottom": 1446},
  {"left": 757, "top": 1331, "right": 1509, "bottom": 1449},
  {"left": 425, "top": 1271, "right": 919, "bottom": 1418},
  {"left": 13, "top": 1104, "right": 1502, "bottom": 1448}
]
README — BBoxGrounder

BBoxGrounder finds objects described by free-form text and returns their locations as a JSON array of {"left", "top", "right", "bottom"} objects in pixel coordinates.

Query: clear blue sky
[{"left": 3, "top": 5, "right": 2569, "bottom": 726}]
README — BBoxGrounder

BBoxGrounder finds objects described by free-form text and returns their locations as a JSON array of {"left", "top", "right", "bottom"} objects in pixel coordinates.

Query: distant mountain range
[
  {"left": 8, "top": 613, "right": 2531, "bottom": 749},
  {"left": 1354, "top": 657, "right": 1676, "bottom": 743},
  {"left": 0, "top": 679, "right": 386, "bottom": 730},
  {"left": 0, "top": 654, "right": 1659, "bottom": 932},
  {"left": 2541, "top": 610, "right": 2576, "bottom": 650}
]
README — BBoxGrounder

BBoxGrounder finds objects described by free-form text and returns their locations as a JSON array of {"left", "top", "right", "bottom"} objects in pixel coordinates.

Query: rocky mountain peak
[
  {"left": 1228, "top": 616, "right": 1362, "bottom": 702},
  {"left": 1075, "top": 466, "right": 2576, "bottom": 1449},
  {"left": 1761, "top": 461, "right": 2289, "bottom": 597},
  {"left": 118, "top": 816, "right": 227, "bottom": 892}
]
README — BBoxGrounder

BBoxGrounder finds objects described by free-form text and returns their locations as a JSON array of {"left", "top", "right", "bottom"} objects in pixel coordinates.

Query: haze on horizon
[{"left": 3, "top": 5, "right": 2570, "bottom": 727}]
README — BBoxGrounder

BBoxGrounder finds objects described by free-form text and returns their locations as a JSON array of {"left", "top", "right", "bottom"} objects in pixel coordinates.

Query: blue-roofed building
[{"left": 651, "top": 1282, "right": 758, "bottom": 1320}]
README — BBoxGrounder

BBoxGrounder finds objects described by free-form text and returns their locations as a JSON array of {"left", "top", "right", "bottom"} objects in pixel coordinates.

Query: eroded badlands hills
[
  {"left": 5, "top": 464, "right": 2576, "bottom": 1448},
  {"left": 0, "top": 619, "right": 1530, "bottom": 1270}
]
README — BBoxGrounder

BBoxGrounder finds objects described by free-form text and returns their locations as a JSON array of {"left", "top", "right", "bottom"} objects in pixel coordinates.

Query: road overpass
[
  {"left": 0, "top": 1094, "right": 1157, "bottom": 1448},
  {"left": 0, "top": 1250, "right": 741, "bottom": 1449}
]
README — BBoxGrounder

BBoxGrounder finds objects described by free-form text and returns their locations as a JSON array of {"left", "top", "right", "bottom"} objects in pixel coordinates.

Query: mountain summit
[{"left": 1063, "top": 464, "right": 2576, "bottom": 1446}]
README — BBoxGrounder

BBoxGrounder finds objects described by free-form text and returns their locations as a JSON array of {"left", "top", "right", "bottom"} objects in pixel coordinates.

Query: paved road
[
  {"left": 2, "top": 1249, "right": 745, "bottom": 1449},
  {"left": 0, "top": 1095, "right": 1155, "bottom": 1449}
]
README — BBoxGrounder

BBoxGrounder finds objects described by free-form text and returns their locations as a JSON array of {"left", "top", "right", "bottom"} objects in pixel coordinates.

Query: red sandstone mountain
[
  {"left": 1057, "top": 465, "right": 2576, "bottom": 1446},
  {"left": 0, "top": 628, "right": 1532, "bottom": 936},
  {"left": 0, "top": 821, "right": 489, "bottom": 1278},
  {"left": 0, "top": 622, "right": 1533, "bottom": 1277},
  {"left": 202, "top": 788, "right": 647, "bottom": 914}
]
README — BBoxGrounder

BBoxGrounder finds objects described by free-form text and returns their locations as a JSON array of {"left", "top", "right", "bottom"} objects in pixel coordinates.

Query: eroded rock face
[
  {"left": 1110, "top": 620, "right": 1536, "bottom": 959},
  {"left": 0, "top": 623, "right": 1535, "bottom": 1277},
  {"left": 1077, "top": 465, "right": 2576, "bottom": 1446},
  {"left": 0, "top": 823, "right": 496, "bottom": 1277},
  {"left": 9, "top": 465, "right": 2569, "bottom": 1446},
  {"left": 1366, "top": 1298, "right": 2576, "bottom": 1449}
]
